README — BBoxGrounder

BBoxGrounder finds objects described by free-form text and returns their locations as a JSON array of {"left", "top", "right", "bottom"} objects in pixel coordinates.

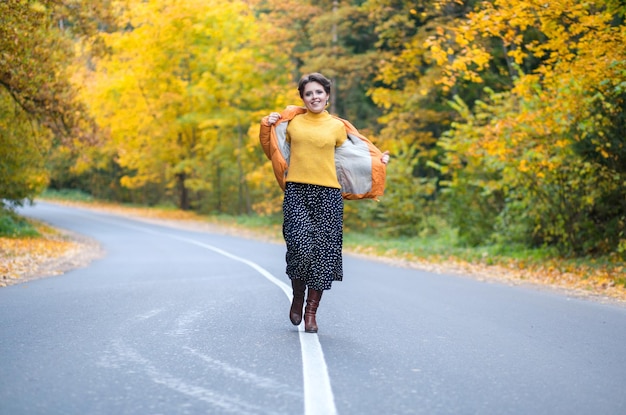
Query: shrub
[{"left": 0, "top": 209, "right": 39, "bottom": 238}]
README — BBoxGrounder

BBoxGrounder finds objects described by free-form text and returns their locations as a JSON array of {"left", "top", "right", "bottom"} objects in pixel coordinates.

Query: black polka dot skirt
[{"left": 282, "top": 182, "right": 343, "bottom": 291}]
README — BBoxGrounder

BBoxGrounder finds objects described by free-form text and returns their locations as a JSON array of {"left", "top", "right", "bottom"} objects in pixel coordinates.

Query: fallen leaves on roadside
[
  {"left": 349, "top": 246, "right": 626, "bottom": 304},
  {"left": 0, "top": 223, "right": 100, "bottom": 287}
]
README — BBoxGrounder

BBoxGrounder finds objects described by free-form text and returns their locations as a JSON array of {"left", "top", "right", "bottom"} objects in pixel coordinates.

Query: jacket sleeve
[
  {"left": 258, "top": 106, "right": 307, "bottom": 192},
  {"left": 258, "top": 116, "right": 288, "bottom": 191},
  {"left": 259, "top": 116, "right": 272, "bottom": 160}
]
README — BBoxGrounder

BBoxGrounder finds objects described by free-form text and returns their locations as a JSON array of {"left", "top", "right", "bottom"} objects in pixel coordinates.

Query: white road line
[
  {"left": 299, "top": 330, "right": 337, "bottom": 415},
  {"left": 170, "top": 234, "right": 338, "bottom": 415},
  {"left": 85, "top": 214, "right": 338, "bottom": 415}
]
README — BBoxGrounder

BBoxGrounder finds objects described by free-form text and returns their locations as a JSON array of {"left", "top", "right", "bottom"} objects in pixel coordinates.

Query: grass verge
[{"left": 0, "top": 208, "right": 40, "bottom": 238}]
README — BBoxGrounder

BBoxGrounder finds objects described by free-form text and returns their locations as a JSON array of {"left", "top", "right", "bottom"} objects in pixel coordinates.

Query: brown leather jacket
[{"left": 259, "top": 106, "right": 386, "bottom": 200}]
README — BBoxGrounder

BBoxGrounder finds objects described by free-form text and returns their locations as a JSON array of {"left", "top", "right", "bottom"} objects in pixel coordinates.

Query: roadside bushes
[{"left": 0, "top": 209, "right": 39, "bottom": 238}]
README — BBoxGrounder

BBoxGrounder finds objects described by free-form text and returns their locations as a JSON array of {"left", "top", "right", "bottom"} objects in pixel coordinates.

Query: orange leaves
[
  {"left": 347, "top": 239, "right": 626, "bottom": 302},
  {"left": 0, "top": 234, "right": 78, "bottom": 287},
  {"left": 504, "top": 258, "right": 626, "bottom": 302}
]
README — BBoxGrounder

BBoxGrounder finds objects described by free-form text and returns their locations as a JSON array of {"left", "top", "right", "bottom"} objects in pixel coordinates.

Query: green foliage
[
  {"left": 354, "top": 139, "right": 438, "bottom": 237},
  {"left": 439, "top": 82, "right": 626, "bottom": 257},
  {"left": 0, "top": 209, "right": 40, "bottom": 238},
  {"left": 0, "top": 90, "right": 49, "bottom": 207},
  {"left": 443, "top": 182, "right": 503, "bottom": 247},
  {"left": 46, "top": 147, "right": 168, "bottom": 206},
  {"left": 430, "top": 1, "right": 626, "bottom": 258},
  {"left": 258, "top": 0, "right": 382, "bottom": 129},
  {"left": 0, "top": 0, "right": 109, "bottom": 142},
  {"left": 41, "top": 189, "right": 94, "bottom": 203},
  {"left": 568, "top": 64, "right": 626, "bottom": 257},
  {"left": 0, "top": 0, "right": 113, "bottom": 207}
]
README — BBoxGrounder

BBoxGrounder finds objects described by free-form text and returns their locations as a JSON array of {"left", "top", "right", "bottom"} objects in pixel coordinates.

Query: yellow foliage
[
  {"left": 427, "top": 0, "right": 626, "bottom": 102},
  {"left": 70, "top": 0, "right": 291, "bottom": 211}
]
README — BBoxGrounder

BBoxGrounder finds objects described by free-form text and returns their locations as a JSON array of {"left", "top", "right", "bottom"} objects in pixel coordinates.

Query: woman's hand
[
  {"left": 381, "top": 151, "right": 390, "bottom": 165},
  {"left": 267, "top": 112, "right": 281, "bottom": 125}
]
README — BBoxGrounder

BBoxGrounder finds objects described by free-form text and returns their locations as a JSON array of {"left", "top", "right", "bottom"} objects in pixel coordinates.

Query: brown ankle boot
[
  {"left": 304, "top": 288, "right": 323, "bottom": 333},
  {"left": 290, "top": 279, "right": 306, "bottom": 325}
]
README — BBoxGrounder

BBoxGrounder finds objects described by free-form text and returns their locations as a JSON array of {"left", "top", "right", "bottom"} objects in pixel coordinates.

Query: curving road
[{"left": 1, "top": 202, "right": 625, "bottom": 415}]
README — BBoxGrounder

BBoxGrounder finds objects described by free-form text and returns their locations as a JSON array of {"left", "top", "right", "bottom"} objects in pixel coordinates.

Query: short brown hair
[{"left": 297, "top": 73, "right": 332, "bottom": 98}]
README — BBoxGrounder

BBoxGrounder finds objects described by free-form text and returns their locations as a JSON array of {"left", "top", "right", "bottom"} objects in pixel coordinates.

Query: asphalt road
[{"left": 1, "top": 202, "right": 625, "bottom": 415}]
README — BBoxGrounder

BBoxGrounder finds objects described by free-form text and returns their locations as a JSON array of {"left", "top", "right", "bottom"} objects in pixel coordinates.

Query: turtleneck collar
[{"left": 303, "top": 110, "right": 331, "bottom": 121}]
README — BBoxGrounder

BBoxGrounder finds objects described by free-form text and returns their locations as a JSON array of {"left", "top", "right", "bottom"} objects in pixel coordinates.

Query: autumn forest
[{"left": 2, "top": 0, "right": 626, "bottom": 260}]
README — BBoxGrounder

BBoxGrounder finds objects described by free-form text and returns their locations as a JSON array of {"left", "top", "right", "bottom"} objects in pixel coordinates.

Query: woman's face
[{"left": 301, "top": 81, "right": 329, "bottom": 114}]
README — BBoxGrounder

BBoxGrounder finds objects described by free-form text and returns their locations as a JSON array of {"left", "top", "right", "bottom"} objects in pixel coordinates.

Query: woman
[{"left": 259, "top": 73, "right": 389, "bottom": 333}]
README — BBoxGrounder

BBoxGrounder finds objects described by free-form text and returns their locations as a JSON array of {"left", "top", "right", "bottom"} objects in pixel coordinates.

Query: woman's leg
[
  {"left": 283, "top": 183, "right": 313, "bottom": 325},
  {"left": 283, "top": 183, "right": 314, "bottom": 284},
  {"left": 303, "top": 186, "right": 343, "bottom": 333},
  {"left": 304, "top": 287, "right": 323, "bottom": 333},
  {"left": 290, "top": 279, "right": 306, "bottom": 325}
]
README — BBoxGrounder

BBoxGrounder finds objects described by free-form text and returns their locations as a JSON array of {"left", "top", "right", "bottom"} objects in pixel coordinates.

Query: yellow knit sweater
[{"left": 286, "top": 110, "right": 347, "bottom": 188}]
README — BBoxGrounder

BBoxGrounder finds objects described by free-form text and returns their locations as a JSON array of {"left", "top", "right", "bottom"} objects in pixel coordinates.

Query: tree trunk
[{"left": 177, "top": 172, "right": 190, "bottom": 210}]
